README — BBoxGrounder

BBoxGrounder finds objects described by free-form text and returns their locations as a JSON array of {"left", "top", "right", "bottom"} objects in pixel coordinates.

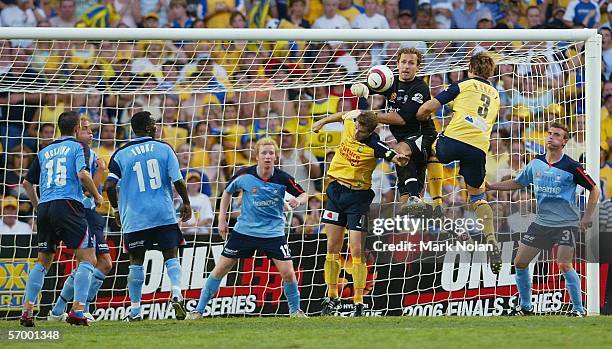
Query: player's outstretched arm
[
  {"left": 485, "top": 179, "right": 524, "bottom": 191},
  {"left": 173, "top": 179, "right": 192, "bottom": 222},
  {"left": 312, "top": 112, "right": 345, "bottom": 133},
  {"left": 416, "top": 99, "right": 441, "bottom": 121},
  {"left": 218, "top": 190, "right": 232, "bottom": 240},
  {"left": 79, "top": 169, "right": 103, "bottom": 205},
  {"left": 92, "top": 158, "right": 107, "bottom": 187}
]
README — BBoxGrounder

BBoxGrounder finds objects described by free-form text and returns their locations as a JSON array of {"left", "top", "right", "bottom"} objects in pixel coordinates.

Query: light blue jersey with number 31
[{"left": 107, "top": 137, "right": 183, "bottom": 233}]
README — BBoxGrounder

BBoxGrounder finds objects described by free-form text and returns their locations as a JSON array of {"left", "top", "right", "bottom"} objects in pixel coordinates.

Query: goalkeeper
[
  {"left": 351, "top": 47, "right": 444, "bottom": 218},
  {"left": 313, "top": 110, "right": 408, "bottom": 317}
]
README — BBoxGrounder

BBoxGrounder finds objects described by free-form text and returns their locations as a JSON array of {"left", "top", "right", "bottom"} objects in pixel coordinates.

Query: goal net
[{"left": 0, "top": 28, "right": 601, "bottom": 319}]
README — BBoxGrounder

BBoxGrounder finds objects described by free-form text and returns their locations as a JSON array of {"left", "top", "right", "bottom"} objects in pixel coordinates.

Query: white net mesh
[{"left": 0, "top": 33, "right": 597, "bottom": 319}]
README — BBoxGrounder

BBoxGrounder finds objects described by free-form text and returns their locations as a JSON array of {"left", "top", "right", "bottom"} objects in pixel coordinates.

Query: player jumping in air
[
  {"left": 48, "top": 116, "right": 113, "bottom": 323},
  {"left": 187, "top": 137, "right": 309, "bottom": 319},
  {"left": 21, "top": 111, "right": 103, "bottom": 327},
  {"left": 351, "top": 47, "right": 445, "bottom": 218},
  {"left": 487, "top": 123, "right": 599, "bottom": 316},
  {"left": 416, "top": 52, "right": 503, "bottom": 273},
  {"left": 313, "top": 110, "right": 408, "bottom": 317},
  {"left": 105, "top": 111, "right": 192, "bottom": 321}
]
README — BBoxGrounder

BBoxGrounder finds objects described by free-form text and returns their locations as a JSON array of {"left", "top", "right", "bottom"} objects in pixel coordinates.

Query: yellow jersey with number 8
[{"left": 435, "top": 77, "right": 500, "bottom": 153}]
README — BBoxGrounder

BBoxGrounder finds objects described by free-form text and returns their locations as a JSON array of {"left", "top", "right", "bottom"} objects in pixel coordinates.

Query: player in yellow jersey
[
  {"left": 312, "top": 110, "right": 407, "bottom": 317},
  {"left": 416, "top": 53, "right": 503, "bottom": 273}
]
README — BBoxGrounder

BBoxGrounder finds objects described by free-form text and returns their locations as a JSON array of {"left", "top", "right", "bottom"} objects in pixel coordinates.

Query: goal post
[{"left": 0, "top": 28, "right": 602, "bottom": 318}]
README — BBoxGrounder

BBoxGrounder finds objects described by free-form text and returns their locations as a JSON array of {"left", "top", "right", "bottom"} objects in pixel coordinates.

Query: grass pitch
[{"left": 1, "top": 316, "right": 611, "bottom": 349}]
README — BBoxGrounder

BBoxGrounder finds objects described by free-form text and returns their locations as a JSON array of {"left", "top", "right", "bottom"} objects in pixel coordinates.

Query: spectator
[
  {"left": 197, "top": 0, "right": 237, "bottom": 28},
  {"left": 0, "top": 144, "right": 33, "bottom": 197},
  {"left": 432, "top": 2, "right": 452, "bottom": 29},
  {"left": 507, "top": 190, "right": 536, "bottom": 234},
  {"left": 0, "top": 45, "right": 43, "bottom": 152},
  {"left": 313, "top": 0, "right": 350, "bottom": 29},
  {"left": 502, "top": 5, "right": 522, "bottom": 29},
  {"left": 565, "top": 113, "right": 587, "bottom": 161},
  {"left": 49, "top": 0, "right": 78, "bottom": 27},
  {"left": 337, "top": 0, "right": 365, "bottom": 23},
  {"left": 75, "top": 0, "right": 98, "bottom": 19},
  {"left": 113, "top": 0, "right": 142, "bottom": 27},
  {"left": 24, "top": 123, "right": 54, "bottom": 153},
  {"left": 179, "top": 171, "right": 214, "bottom": 234},
  {"left": 383, "top": 0, "right": 399, "bottom": 22},
  {"left": 397, "top": 9, "right": 414, "bottom": 29},
  {"left": 142, "top": 11, "right": 161, "bottom": 28},
  {"left": 414, "top": 6, "right": 435, "bottom": 28},
  {"left": 352, "top": 0, "right": 389, "bottom": 29},
  {"left": 524, "top": 5, "right": 543, "bottom": 28},
  {"left": 485, "top": 129, "right": 511, "bottom": 183},
  {"left": 79, "top": 0, "right": 121, "bottom": 27},
  {"left": 160, "top": 95, "right": 189, "bottom": 150},
  {"left": 563, "top": 0, "right": 600, "bottom": 29},
  {"left": 601, "top": 143, "right": 611, "bottom": 200},
  {"left": 286, "top": 0, "right": 310, "bottom": 28},
  {"left": 601, "top": 27, "right": 612, "bottom": 80},
  {"left": 141, "top": 0, "right": 169, "bottom": 27},
  {"left": 451, "top": 0, "right": 492, "bottom": 29},
  {"left": 170, "top": 0, "right": 194, "bottom": 28},
  {"left": 0, "top": 196, "right": 32, "bottom": 234},
  {"left": 279, "top": 127, "right": 321, "bottom": 194}
]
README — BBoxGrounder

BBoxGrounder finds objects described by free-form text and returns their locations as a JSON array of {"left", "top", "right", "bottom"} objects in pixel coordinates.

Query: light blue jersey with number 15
[{"left": 107, "top": 137, "right": 183, "bottom": 234}]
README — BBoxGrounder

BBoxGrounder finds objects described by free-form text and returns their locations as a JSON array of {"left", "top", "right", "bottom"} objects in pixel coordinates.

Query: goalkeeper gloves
[
  {"left": 342, "top": 109, "right": 361, "bottom": 120},
  {"left": 351, "top": 83, "right": 369, "bottom": 99}
]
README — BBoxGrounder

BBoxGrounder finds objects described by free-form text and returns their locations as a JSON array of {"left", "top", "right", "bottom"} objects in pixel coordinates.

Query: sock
[
  {"left": 73, "top": 261, "right": 94, "bottom": 316},
  {"left": 165, "top": 258, "right": 182, "bottom": 300},
  {"left": 515, "top": 267, "right": 533, "bottom": 310},
  {"left": 352, "top": 256, "right": 367, "bottom": 304},
  {"left": 324, "top": 253, "right": 341, "bottom": 298},
  {"left": 51, "top": 271, "right": 75, "bottom": 316},
  {"left": 283, "top": 281, "right": 301, "bottom": 313},
  {"left": 23, "top": 263, "right": 47, "bottom": 316},
  {"left": 472, "top": 198, "right": 497, "bottom": 244},
  {"left": 401, "top": 160, "right": 420, "bottom": 197},
  {"left": 564, "top": 269, "right": 584, "bottom": 313},
  {"left": 85, "top": 268, "right": 107, "bottom": 313},
  {"left": 427, "top": 158, "right": 444, "bottom": 207},
  {"left": 195, "top": 275, "right": 222, "bottom": 314},
  {"left": 128, "top": 265, "right": 145, "bottom": 317}
]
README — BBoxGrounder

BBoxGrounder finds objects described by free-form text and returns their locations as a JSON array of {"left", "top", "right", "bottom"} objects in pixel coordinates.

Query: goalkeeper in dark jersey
[{"left": 351, "top": 47, "right": 444, "bottom": 217}]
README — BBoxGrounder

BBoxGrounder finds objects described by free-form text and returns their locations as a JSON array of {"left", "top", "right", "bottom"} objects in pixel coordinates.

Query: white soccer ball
[{"left": 367, "top": 65, "right": 394, "bottom": 92}]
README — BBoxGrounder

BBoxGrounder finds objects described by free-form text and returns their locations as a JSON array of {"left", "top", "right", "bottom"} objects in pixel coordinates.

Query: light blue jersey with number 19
[{"left": 107, "top": 137, "right": 183, "bottom": 234}]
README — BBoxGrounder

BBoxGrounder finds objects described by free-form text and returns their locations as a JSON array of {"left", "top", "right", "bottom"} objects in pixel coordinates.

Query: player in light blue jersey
[
  {"left": 21, "top": 111, "right": 103, "bottom": 327},
  {"left": 49, "top": 117, "right": 113, "bottom": 322},
  {"left": 187, "top": 137, "right": 309, "bottom": 319},
  {"left": 487, "top": 123, "right": 599, "bottom": 317},
  {"left": 104, "top": 111, "right": 192, "bottom": 321}
]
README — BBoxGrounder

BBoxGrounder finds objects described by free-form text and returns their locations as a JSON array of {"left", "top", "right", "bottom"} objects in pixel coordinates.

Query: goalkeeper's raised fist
[{"left": 351, "top": 83, "right": 369, "bottom": 99}]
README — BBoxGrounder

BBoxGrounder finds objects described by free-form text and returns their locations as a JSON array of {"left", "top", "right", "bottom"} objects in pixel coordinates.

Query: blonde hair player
[
  {"left": 313, "top": 110, "right": 408, "bottom": 316},
  {"left": 187, "top": 137, "right": 310, "bottom": 318}
]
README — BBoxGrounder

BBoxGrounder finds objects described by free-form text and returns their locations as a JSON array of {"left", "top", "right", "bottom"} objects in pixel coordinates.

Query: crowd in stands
[{"left": 0, "top": 0, "right": 611, "bottom": 239}]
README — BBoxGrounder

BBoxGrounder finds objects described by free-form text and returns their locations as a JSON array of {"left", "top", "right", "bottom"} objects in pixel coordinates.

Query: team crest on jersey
[
  {"left": 411, "top": 93, "right": 424, "bottom": 104},
  {"left": 555, "top": 175, "right": 561, "bottom": 182},
  {"left": 357, "top": 146, "right": 364, "bottom": 153},
  {"left": 389, "top": 92, "right": 397, "bottom": 102},
  {"left": 536, "top": 172, "right": 541, "bottom": 177},
  {"left": 252, "top": 187, "right": 258, "bottom": 194}
]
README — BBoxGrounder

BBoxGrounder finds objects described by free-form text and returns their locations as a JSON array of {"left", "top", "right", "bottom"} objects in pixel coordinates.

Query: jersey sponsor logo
[
  {"left": 411, "top": 93, "right": 424, "bottom": 104},
  {"left": 533, "top": 184, "right": 562, "bottom": 195},
  {"left": 252, "top": 187, "right": 258, "bottom": 195},
  {"left": 536, "top": 171, "right": 542, "bottom": 177},
  {"left": 323, "top": 210, "right": 339, "bottom": 221},
  {"left": 253, "top": 198, "right": 279, "bottom": 207}
]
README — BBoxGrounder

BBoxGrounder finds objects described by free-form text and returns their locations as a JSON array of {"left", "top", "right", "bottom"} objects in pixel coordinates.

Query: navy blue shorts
[
  {"left": 436, "top": 134, "right": 487, "bottom": 188},
  {"left": 521, "top": 223, "right": 577, "bottom": 250},
  {"left": 37, "top": 200, "right": 93, "bottom": 252},
  {"left": 222, "top": 231, "right": 292, "bottom": 260},
  {"left": 123, "top": 223, "right": 185, "bottom": 253},
  {"left": 321, "top": 180, "right": 374, "bottom": 232},
  {"left": 85, "top": 208, "right": 109, "bottom": 255}
]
